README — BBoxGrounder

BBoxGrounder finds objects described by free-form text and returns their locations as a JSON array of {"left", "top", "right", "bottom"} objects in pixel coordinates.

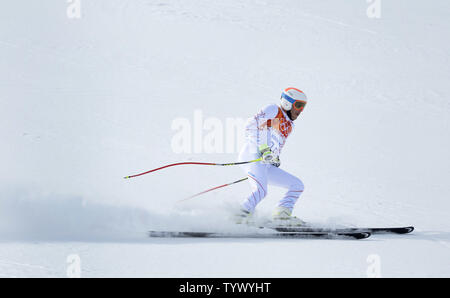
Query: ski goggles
[{"left": 282, "top": 93, "right": 307, "bottom": 111}]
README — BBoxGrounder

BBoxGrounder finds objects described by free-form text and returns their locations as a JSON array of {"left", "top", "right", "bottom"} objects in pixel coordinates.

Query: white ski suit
[{"left": 238, "top": 104, "right": 304, "bottom": 213}]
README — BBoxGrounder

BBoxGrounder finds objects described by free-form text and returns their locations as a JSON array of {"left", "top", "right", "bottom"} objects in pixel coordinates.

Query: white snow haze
[{"left": 0, "top": 0, "right": 449, "bottom": 277}]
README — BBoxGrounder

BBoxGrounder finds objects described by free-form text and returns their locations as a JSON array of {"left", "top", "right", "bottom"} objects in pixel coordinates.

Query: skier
[{"left": 237, "top": 87, "right": 307, "bottom": 226}]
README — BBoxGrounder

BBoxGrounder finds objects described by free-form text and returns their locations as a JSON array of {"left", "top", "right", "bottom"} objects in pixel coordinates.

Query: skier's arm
[{"left": 244, "top": 104, "right": 279, "bottom": 153}]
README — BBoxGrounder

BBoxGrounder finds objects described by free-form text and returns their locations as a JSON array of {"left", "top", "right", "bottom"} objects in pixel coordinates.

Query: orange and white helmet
[{"left": 280, "top": 87, "right": 307, "bottom": 112}]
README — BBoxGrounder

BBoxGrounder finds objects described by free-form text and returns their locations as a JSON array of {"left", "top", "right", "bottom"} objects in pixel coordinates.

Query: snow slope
[{"left": 0, "top": 0, "right": 449, "bottom": 277}]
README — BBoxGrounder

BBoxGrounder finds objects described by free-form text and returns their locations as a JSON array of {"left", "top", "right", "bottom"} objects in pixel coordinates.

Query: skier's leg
[
  {"left": 267, "top": 166, "right": 304, "bottom": 213},
  {"left": 240, "top": 162, "right": 269, "bottom": 213}
]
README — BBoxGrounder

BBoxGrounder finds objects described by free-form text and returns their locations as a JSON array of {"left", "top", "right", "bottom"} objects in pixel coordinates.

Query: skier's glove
[{"left": 259, "top": 144, "right": 278, "bottom": 165}]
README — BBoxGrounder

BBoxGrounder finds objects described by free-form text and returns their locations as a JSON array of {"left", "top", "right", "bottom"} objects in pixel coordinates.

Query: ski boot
[
  {"left": 271, "top": 206, "right": 306, "bottom": 227},
  {"left": 234, "top": 208, "right": 253, "bottom": 225}
]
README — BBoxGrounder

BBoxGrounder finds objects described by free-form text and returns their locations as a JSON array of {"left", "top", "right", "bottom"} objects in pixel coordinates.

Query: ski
[
  {"left": 148, "top": 230, "right": 371, "bottom": 240},
  {"left": 357, "top": 226, "right": 414, "bottom": 234},
  {"left": 269, "top": 226, "right": 414, "bottom": 235}
]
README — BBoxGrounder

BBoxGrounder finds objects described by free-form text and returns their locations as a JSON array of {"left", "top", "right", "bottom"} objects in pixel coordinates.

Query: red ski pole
[
  {"left": 178, "top": 177, "right": 249, "bottom": 202},
  {"left": 124, "top": 158, "right": 262, "bottom": 179}
]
